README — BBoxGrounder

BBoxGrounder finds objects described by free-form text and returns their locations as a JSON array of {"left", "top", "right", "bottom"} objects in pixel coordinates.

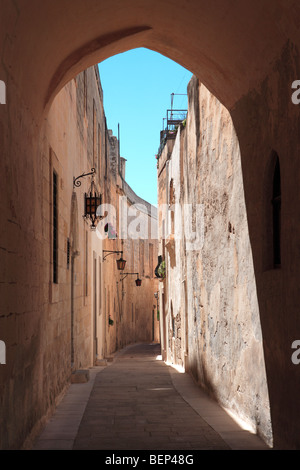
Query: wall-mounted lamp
[
  {"left": 120, "top": 272, "right": 142, "bottom": 287},
  {"left": 103, "top": 250, "right": 126, "bottom": 271},
  {"left": 73, "top": 168, "right": 102, "bottom": 230}
]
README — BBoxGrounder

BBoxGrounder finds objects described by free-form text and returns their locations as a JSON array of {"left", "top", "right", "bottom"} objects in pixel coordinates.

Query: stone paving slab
[
  {"left": 169, "top": 366, "right": 269, "bottom": 450},
  {"left": 33, "top": 366, "right": 103, "bottom": 450},
  {"left": 33, "top": 343, "right": 270, "bottom": 451}
]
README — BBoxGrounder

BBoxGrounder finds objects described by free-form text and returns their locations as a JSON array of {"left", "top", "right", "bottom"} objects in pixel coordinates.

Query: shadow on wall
[
  {"left": 187, "top": 353, "right": 272, "bottom": 446},
  {"left": 188, "top": 354, "right": 220, "bottom": 407}
]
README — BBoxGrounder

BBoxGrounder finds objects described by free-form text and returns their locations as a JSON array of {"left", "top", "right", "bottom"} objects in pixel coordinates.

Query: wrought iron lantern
[
  {"left": 117, "top": 256, "right": 127, "bottom": 271},
  {"left": 103, "top": 250, "right": 126, "bottom": 271},
  {"left": 135, "top": 277, "right": 142, "bottom": 287},
  {"left": 73, "top": 168, "right": 102, "bottom": 230},
  {"left": 84, "top": 177, "right": 101, "bottom": 230}
]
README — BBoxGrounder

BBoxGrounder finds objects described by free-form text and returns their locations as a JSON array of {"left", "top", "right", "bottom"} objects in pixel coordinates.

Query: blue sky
[{"left": 98, "top": 48, "right": 193, "bottom": 207}]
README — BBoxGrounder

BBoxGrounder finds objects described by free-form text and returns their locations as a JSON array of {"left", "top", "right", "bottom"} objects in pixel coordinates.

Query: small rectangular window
[
  {"left": 139, "top": 241, "right": 144, "bottom": 277},
  {"left": 83, "top": 70, "right": 87, "bottom": 115},
  {"left": 85, "top": 231, "right": 88, "bottom": 296},
  {"left": 67, "top": 238, "right": 70, "bottom": 270},
  {"left": 53, "top": 170, "right": 58, "bottom": 284},
  {"left": 131, "top": 240, "right": 134, "bottom": 271},
  {"left": 149, "top": 243, "right": 153, "bottom": 277},
  {"left": 93, "top": 100, "right": 97, "bottom": 167}
]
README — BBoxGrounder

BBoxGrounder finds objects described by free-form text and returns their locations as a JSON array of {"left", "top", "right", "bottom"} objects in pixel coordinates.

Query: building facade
[
  {"left": 157, "top": 76, "right": 273, "bottom": 447},
  {"left": 0, "top": 65, "right": 159, "bottom": 450}
]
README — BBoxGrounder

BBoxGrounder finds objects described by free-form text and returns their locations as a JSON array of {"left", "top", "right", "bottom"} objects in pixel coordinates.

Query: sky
[{"left": 98, "top": 48, "right": 193, "bottom": 207}]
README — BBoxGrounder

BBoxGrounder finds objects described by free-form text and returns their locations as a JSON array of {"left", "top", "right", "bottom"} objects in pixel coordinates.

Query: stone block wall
[{"left": 157, "top": 76, "right": 273, "bottom": 446}]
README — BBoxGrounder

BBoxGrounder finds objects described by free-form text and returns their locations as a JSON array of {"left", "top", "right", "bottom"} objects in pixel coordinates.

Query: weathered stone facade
[
  {"left": 2, "top": 0, "right": 300, "bottom": 450},
  {"left": 0, "top": 65, "right": 158, "bottom": 450},
  {"left": 157, "top": 76, "right": 272, "bottom": 446}
]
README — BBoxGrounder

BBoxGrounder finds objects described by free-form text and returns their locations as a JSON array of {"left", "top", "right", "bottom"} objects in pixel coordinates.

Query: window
[
  {"left": 53, "top": 170, "right": 58, "bottom": 283},
  {"left": 99, "top": 258, "right": 102, "bottom": 314},
  {"left": 131, "top": 239, "right": 134, "bottom": 271},
  {"left": 85, "top": 231, "right": 88, "bottom": 296},
  {"left": 263, "top": 151, "right": 281, "bottom": 270},
  {"left": 171, "top": 302, "right": 175, "bottom": 338},
  {"left": 169, "top": 179, "right": 175, "bottom": 236},
  {"left": 98, "top": 124, "right": 101, "bottom": 178},
  {"left": 67, "top": 238, "right": 70, "bottom": 270},
  {"left": 139, "top": 241, "right": 144, "bottom": 277},
  {"left": 149, "top": 243, "right": 153, "bottom": 277},
  {"left": 83, "top": 70, "right": 87, "bottom": 115}
]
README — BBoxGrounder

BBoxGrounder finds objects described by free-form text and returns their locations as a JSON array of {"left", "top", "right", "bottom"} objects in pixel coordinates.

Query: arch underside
[
  {"left": 1, "top": 0, "right": 300, "bottom": 450},
  {"left": 2, "top": 0, "right": 298, "bottom": 117}
]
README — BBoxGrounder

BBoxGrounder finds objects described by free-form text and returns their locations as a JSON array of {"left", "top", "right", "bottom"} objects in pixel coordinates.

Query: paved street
[{"left": 33, "top": 343, "right": 269, "bottom": 451}]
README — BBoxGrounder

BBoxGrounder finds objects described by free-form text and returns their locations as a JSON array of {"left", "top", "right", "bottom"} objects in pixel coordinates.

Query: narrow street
[{"left": 33, "top": 343, "right": 268, "bottom": 451}]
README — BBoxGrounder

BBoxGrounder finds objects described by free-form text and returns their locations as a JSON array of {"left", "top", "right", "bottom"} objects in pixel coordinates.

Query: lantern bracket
[
  {"left": 73, "top": 168, "right": 96, "bottom": 188},
  {"left": 103, "top": 250, "right": 123, "bottom": 261}
]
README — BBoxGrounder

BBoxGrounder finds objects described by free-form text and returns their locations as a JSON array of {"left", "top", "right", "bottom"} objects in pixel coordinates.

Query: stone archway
[
  {"left": 1, "top": 0, "right": 300, "bottom": 449},
  {"left": 1, "top": 1, "right": 296, "bottom": 119}
]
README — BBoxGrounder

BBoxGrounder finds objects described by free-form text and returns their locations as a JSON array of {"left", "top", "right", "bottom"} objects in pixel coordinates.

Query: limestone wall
[
  {"left": 101, "top": 164, "right": 159, "bottom": 356},
  {"left": 157, "top": 76, "right": 273, "bottom": 446},
  {"left": 0, "top": 64, "right": 158, "bottom": 449}
]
